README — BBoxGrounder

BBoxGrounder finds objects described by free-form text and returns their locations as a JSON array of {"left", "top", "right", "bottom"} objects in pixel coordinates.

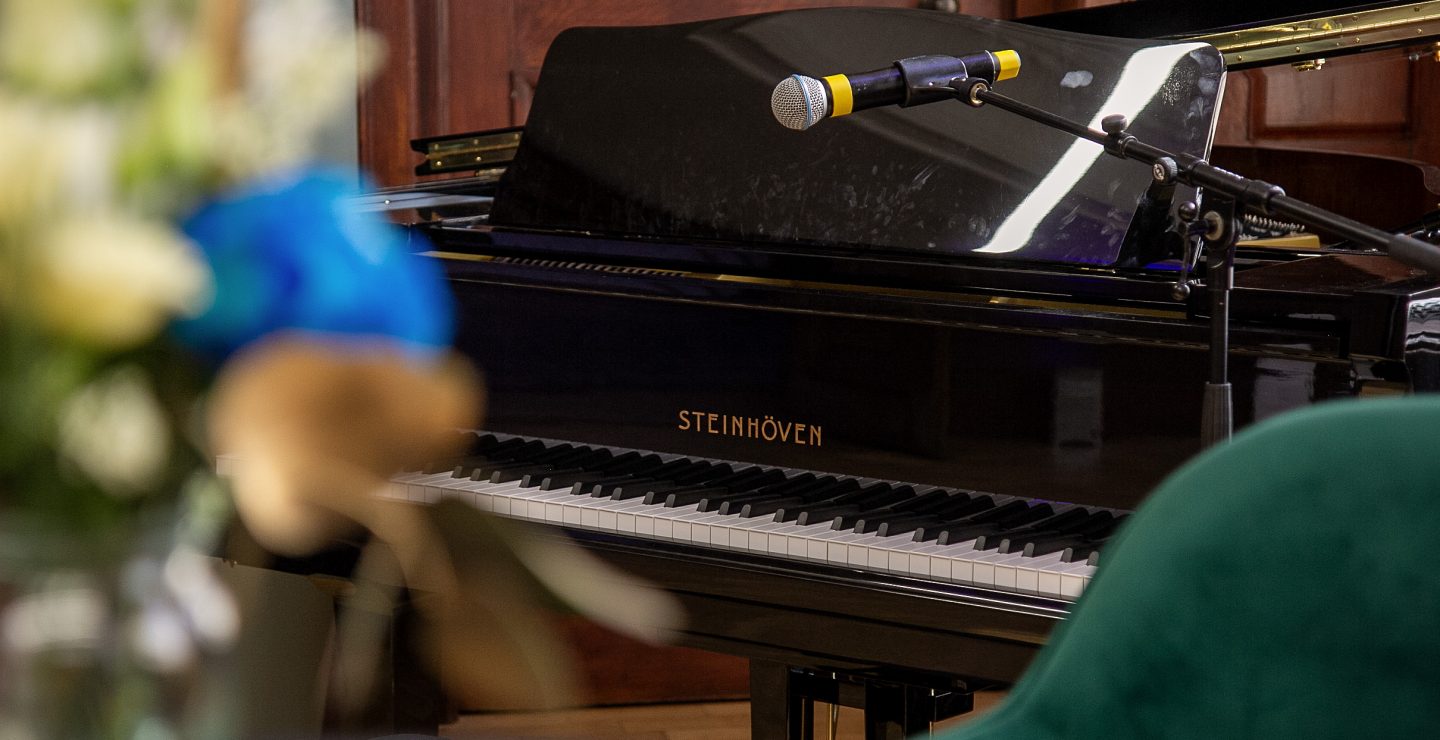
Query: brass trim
[
  {"left": 425, "top": 131, "right": 522, "bottom": 168},
  {"left": 423, "top": 250, "right": 1188, "bottom": 320},
  {"left": 1191, "top": 2, "right": 1440, "bottom": 67}
]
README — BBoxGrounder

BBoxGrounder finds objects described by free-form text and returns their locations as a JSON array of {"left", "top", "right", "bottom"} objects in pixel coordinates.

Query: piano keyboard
[{"left": 381, "top": 433, "right": 1123, "bottom": 601}]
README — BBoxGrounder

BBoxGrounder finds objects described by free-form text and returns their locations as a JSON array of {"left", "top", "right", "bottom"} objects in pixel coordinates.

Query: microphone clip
[{"left": 894, "top": 55, "right": 982, "bottom": 109}]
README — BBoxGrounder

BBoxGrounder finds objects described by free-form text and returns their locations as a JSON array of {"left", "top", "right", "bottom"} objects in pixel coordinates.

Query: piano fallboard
[{"left": 423, "top": 225, "right": 1439, "bottom": 514}]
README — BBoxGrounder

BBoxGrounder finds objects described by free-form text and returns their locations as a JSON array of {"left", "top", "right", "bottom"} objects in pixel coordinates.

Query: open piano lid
[{"left": 489, "top": 8, "right": 1224, "bottom": 268}]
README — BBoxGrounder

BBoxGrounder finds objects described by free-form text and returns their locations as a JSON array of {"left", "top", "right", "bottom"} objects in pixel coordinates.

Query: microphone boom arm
[
  {"left": 949, "top": 76, "right": 1440, "bottom": 447},
  {"left": 957, "top": 78, "right": 1440, "bottom": 274}
]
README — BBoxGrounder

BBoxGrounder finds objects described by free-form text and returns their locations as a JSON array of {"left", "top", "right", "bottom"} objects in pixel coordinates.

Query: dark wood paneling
[
  {"left": 1213, "top": 66, "right": 1251, "bottom": 145},
  {"left": 356, "top": 0, "right": 426, "bottom": 188},
  {"left": 1216, "top": 49, "right": 1440, "bottom": 166},
  {"left": 1408, "top": 47, "right": 1440, "bottom": 168},
  {"left": 441, "top": 0, "right": 515, "bottom": 136},
  {"left": 360, "top": 0, "right": 925, "bottom": 186},
  {"left": 1012, "top": 0, "right": 1122, "bottom": 18},
  {"left": 955, "top": 0, "right": 1014, "bottom": 17},
  {"left": 1253, "top": 54, "right": 1411, "bottom": 136}
]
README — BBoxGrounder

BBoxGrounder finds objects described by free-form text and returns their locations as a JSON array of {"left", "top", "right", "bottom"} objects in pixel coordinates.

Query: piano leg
[
  {"left": 749, "top": 660, "right": 813, "bottom": 740},
  {"left": 749, "top": 661, "right": 976, "bottom": 739},
  {"left": 863, "top": 683, "right": 932, "bottom": 740}
]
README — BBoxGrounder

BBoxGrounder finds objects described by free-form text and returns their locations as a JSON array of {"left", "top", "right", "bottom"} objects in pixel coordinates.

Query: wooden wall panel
[
  {"left": 356, "top": 1, "right": 426, "bottom": 188},
  {"left": 358, "top": 0, "right": 927, "bottom": 187},
  {"left": 1254, "top": 54, "right": 1411, "bottom": 135},
  {"left": 1215, "top": 49, "right": 1440, "bottom": 165},
  {"left": 1012, "top": 0, "right": 1121, "bottom": 17},
  {"left": 441, "top": 0, "right": 516, "bottom": 136},
  {"left": 1414, "top": 50, "right": 1440, "bottom": 167}
]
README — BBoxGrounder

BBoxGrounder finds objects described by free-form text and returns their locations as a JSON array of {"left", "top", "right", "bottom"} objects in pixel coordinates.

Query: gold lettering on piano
[{"left": 676, "top": 410, "right": 822, "bottom": 448}]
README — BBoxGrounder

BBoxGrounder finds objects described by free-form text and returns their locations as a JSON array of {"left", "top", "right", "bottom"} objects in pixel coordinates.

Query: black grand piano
[{"left": 375, "top": 3, "right": 1440, "bottom": 737}]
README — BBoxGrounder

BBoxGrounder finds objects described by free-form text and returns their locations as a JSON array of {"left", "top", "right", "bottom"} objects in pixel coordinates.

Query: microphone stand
[{"left": 942, "top": 77, "right": 1440, "bottom": 448}]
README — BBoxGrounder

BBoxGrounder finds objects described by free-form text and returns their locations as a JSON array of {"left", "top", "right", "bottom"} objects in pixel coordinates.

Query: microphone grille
[{"left": 770, "top": 75, "right": 827, "bottom": 131}]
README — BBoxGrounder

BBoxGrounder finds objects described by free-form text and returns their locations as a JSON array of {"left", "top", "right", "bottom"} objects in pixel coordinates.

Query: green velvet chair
[{"left": 939, "top": 396, "right": 1440, "bottom": 739}]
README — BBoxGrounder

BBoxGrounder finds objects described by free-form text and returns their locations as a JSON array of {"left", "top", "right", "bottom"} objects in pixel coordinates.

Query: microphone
[{"left": 770, "top": 50, "right": 1019, "bottom": 131}]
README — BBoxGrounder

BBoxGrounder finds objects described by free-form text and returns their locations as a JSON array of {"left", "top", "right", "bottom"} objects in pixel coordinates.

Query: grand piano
[{"left": 374, "top": 3, "right": 1440, "bottom": 737}]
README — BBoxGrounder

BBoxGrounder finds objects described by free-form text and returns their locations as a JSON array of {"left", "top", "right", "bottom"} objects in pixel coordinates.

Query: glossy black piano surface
[
  {"left": 494, "top": 9, "right": 1222, "bottom": 267},
  {"left": 378, "top": 5, "right": 1440, "bottom": 737}
]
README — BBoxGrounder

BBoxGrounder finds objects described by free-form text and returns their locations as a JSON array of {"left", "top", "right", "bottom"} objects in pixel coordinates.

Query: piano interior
[{"left": 353, "top": 2, "right": 1440, "bottom": 736}]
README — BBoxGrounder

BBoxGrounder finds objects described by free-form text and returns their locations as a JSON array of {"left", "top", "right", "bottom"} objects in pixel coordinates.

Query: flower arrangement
[{"left": 0, "top": 1, "right": 678, "bottom": 736}]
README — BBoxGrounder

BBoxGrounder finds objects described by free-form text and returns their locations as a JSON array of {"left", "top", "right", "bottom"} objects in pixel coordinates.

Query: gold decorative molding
[{"left": 1192, "top": 2, "right": 1440, "bottom": 68}]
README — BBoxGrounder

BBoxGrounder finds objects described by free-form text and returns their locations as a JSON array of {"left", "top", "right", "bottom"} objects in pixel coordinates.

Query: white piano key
[
  {"left": 789, "top": 523, "right": 834, "bottom": 558},
  {"left": 1037, "top": 569, "right": 1063, "bottom": 598},
  {"left": 672, "top": 508, "right": 730, "bottom": 545},
  {"left": 746, "top": 520, "right": 786, "bottom": 554},
  {"left": 730, "top": 515, "right": 781, "bottom": 551},
  {"left": 382, "top": 455, "right": 1103, "bottom": 605}
]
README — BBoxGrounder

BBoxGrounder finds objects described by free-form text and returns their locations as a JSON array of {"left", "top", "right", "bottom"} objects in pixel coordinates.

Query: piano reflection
[{"left": 368, "top": 4, "right": 1440, "bottom": 738}]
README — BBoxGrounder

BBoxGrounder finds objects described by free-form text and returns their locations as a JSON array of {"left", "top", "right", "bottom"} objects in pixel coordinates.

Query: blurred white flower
[
  {"left": 0, "top": 98, "right": 120, "bottom": 235},
  {"left": 2, "top": 580, "right": 107, "bottom": 654},
  {"left": 163, "top": 547, "right": 239, "bottom": 649},
  {"left": 0, "top": 0, "right": 125, "bottom": 96},
  {"left": 0, "top": 99, "right": 60, "bottom": 230},
  {"left": 216, "top": 0, "right": 383, "bottom": 177},
  {"left": 34, "top": 214, "right": 210, "bottom": 348},
  {"left": 129, "top": 601, "right": 195, "bottom": 674},
  {"left": 58, "top": 367, "right": 171, "bottom": 498}
]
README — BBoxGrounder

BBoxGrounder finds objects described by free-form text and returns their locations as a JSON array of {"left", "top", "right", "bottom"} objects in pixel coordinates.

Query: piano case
[{"left": 384, "top": 3, "right": 1440, "bottom": 737}]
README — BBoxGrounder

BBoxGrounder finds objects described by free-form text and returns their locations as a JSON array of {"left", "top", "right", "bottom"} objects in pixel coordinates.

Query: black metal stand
[
  {"left": 944, "top": 77, "right": 1440, "bottom": 446},
  {"left": 749, "top": 661, "right": 975, "bottom": 740}
]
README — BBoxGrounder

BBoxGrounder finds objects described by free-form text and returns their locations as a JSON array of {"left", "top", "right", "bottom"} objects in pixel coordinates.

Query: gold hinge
[{"left": 425, "top": 131, "right": 522, "bottom": 170}]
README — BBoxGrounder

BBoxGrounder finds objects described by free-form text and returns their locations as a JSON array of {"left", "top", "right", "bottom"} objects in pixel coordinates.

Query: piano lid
[{"left": 489, "top": 8, "right": 1223, "bottom": 268}]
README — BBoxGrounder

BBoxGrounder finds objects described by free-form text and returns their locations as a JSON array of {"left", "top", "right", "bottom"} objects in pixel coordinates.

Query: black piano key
[
  {"left": 630, "top": 463, "right": 749, "bottom": 499},
  {"left": 977, "top": 507, "right": 1093, "bottom": 552},
  {"left": 874, "top": 515, "right": 949, "bottom": 538},
  {"left": 535, "top": 452, "right": 659, "bottom": 491},
  {"left": 492, "top": 447, "right": 612, "bottom": 484},
  {"left": 448, "top": 437, "right": 532, "bottom": 477},
  {"left": 885, "top": 488, "right": 962, "bottom": 514},
  {"left": 717, "top": 476, "right": 841, "bottom": 515},
  {"left": 788, "top": 503, "right": 858, "bottom": 525},
  {"left": 525, "top": 450, "right": 647, "bottom": 489},
  {"left": 610, "top": 463, "right": 730, "bottom": 501},
  {"left": 934, "top": 502, "right": 1052, "bottom": 546},
  {"left": 651, "top": 468, "right": 785, "bottom": 507},
  {"left": 699, "top": 474, "right": 818, "bottom": 513},
  {"left": 786, "top": 484, "right": 908, "bottom": 525},
  {"left": 694, "top": 474, "right": 808, "bottom": 513},
  {"left": 458, "top": 439, "right": 551, "bottom": 479},
  {"left": 738, "top": 479, "right": 861, "bottom": 518},
  {"left": 828, "top": 486, "right": 921, "bottom": 530},
  {"left": 586, "top": 458, "right": 701, "bottom": 497},
  {"left": 1058, "top": 515, "right": 1127, "bottom": 563},
  {"left": 902, "top": 495, "right": 999, "bottom": 540},
  {"left": 493, "top": 444, "right": 594, "bottom": 473},
  {"left": 473, "top": 443, "right": 582, "bottom": 480},
  {"left": 1016, "top": 511, "right": 1119, "bottom": 557},
  {"left": 419, "top": 433, "right": 502, "bottom": 473},
  {"left": 850, "top": 489, "right": 957, "bottom": 533}
]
